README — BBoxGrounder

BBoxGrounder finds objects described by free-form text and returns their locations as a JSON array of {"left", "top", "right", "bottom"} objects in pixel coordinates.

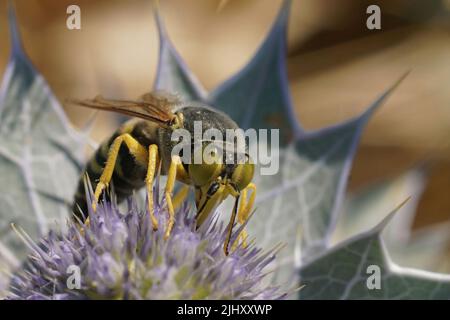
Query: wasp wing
[
  {"left": 67, "top": 92, "right": 181, "bottom": 125},
  {"left": 140, "top": 90, "right": 181, "bottom": 108}
]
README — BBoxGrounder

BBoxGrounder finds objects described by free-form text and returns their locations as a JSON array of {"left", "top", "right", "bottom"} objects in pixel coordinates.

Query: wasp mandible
[{"left": 69, "top": 92, "right": 256, "bottom": 255}]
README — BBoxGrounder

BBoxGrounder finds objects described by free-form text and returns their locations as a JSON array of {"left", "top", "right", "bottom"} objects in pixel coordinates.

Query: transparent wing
[{"left": 67, "top": 91, "right": 180, "bottom": 125}]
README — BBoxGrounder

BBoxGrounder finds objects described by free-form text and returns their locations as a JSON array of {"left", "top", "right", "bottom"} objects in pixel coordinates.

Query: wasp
[{"left": 69, "top": 92, "right": 256, "bottom": 255}]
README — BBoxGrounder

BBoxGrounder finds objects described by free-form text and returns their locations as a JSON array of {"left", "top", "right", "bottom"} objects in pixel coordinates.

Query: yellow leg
[
  {"left": 145, "top": 144, "right": 159, "bottom": 231},
  {"left": 224, "top": 195, "right": 239, "bottom": 255},
  {"left": 164, "top": 155, "right": 182, "bottom": 239},
  {"left": 92, "top": 133, "right": 148, "bottom": 211},
  {"left": 232, "top": 183, "right": 256, "bottom": 250},
  {"left": 173, "top": 185, "right": 190, "bottom": 210},
  {"left": 238, "top": 183, "right": 256, "bottom": 221}
]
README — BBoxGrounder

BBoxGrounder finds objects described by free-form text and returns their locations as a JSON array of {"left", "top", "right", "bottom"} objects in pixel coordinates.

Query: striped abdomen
[{"left": 72, "top": 120, "right": 157, "bottom": 220}]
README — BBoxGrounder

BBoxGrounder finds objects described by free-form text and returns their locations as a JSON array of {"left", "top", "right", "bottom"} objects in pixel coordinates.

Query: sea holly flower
[{"left": 7, "top": 184, "right": 288, "bottom": 300}]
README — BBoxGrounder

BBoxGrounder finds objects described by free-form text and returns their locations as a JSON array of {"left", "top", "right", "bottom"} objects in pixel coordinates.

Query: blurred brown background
[{"left": 0, "top": 0, "right": 449, "bottom": 229}]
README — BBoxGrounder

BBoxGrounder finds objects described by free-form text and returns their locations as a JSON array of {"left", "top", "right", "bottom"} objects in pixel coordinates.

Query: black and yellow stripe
[{"left": 72, "top": 122, "right": 151, "bottom": 220}]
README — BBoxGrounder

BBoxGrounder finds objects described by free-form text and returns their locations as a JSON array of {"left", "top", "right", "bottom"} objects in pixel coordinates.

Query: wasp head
[{"left": 189, "top": 142, "right": 254, "bottom": 226}]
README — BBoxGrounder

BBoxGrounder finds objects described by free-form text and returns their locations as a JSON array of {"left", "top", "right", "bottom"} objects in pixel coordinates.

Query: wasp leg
[
  {"left": 145, "top": 144, "right": 160, "bottom": 231},
  {"left": 164, "top": 155, "right": 188, "bottom": 239},
  {"left": 93, "top": 133, "right": 148, "bottom": 211},
  {"left": 173, "top": 185, "right": 190, "bottom": 210},
  {"left": 232, "top": 183, "right": 256, "bottom": 250}
]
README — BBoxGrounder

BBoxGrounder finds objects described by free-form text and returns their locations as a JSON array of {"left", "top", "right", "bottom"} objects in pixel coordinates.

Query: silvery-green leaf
[
  {"left": 333, "top": 168, "right": 427, "bottom": 245},
  {"left": 153, "top": 10, "right": 206, "bottom": 101},
  {"left": 388, "top": 222, "right": 450, "bottom": 273},
  {"left": 249, "top": 76, "right": 407, "bottom": 287},
  {"left": 333, "top": 168, "right": 450, "bottom": 272},
  {"left": 299, "top": 202, "right": 450, "bottom": 299},
  {"left": 208, "top": 0, "right": 302, "bottom": 146},
  {"left": 0, "top": 7, "right": 85, "bottom": 263}
]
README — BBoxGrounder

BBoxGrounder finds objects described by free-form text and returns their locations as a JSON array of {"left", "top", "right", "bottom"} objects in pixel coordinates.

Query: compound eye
[
  {"left": 189, "top": 146, "right": 223, "bottom": 187},
  {"left": 231, "top": 155, "right": 254, "bottom": 192}
]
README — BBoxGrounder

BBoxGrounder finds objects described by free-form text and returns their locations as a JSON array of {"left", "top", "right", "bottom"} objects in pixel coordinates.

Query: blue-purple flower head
[{"left": 8, "top": 185, "right": 287, "bottom": 300}]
